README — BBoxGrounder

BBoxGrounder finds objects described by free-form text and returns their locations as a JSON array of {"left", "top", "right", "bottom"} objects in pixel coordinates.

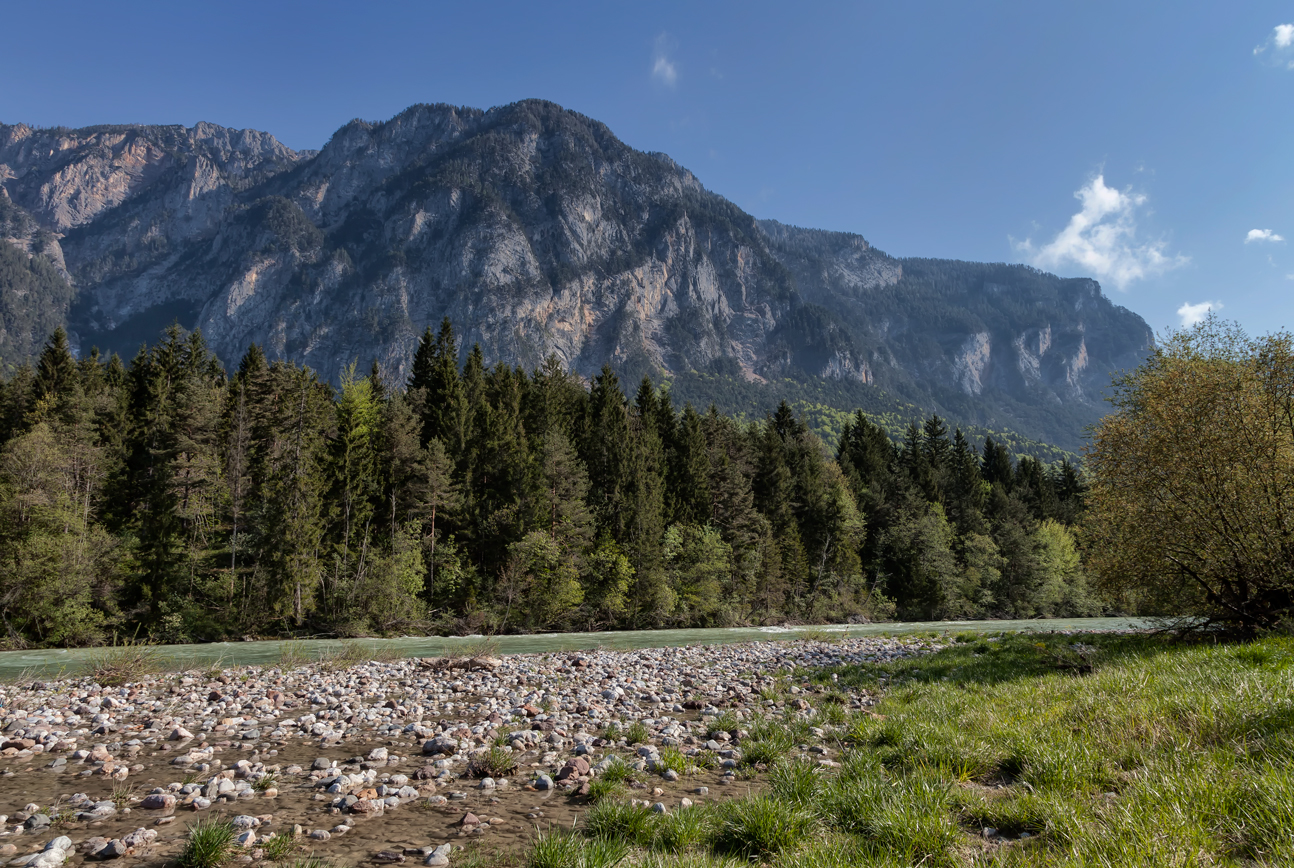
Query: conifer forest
[{"left": 0, "top": 320, "right": 1095, "bottom": 647}]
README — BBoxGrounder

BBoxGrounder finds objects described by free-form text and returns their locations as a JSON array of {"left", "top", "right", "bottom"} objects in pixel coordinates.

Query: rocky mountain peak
[{"left": 0, "top": 100, "right": 1152, "bottom": 449}]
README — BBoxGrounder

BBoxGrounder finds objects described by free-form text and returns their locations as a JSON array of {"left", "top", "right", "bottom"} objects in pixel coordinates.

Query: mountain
[{"left": 0, "top": 100, "right": 1152, "bottom": 450}]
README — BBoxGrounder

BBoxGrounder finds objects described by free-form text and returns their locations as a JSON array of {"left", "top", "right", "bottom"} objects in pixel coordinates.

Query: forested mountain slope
[{"left": 0, "top": 101, "right": 1152, "bottom": 450}]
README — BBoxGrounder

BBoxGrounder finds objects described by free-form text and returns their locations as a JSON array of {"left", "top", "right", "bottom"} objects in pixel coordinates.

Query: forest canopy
[{"left": 0, "top": 320, "right": 1095, "bottom": 647}]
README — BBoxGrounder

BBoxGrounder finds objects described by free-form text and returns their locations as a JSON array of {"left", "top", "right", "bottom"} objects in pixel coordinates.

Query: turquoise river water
[{"left": 0, "top": 617, "right": 1147, "bottom": 682}]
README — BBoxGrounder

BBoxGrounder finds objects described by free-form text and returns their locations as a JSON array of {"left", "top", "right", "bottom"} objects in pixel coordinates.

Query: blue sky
[{"left": 1, "top": 1, "right": 1290, "bottom": 336}]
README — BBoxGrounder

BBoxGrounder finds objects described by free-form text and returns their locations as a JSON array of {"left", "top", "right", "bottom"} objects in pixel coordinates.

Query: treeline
[{"left": 0, "top": 320, "right": 1096, "bottom": 647}]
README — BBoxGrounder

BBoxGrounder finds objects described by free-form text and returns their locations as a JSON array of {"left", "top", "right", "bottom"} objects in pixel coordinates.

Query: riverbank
[
  {"left": 0, "top": 618, "right": 1146, "bottom": 683},
  {"left": 0, "top": 635, "right": 938, "bottom": 868},
  {"left": 4, "top": 628, "right": 1272, "bottom": 867}
]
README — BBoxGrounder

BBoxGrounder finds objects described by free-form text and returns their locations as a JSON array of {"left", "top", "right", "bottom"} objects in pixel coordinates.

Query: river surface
[{"left": 0, "top": 617, "right": 1148, "bottom": 682}]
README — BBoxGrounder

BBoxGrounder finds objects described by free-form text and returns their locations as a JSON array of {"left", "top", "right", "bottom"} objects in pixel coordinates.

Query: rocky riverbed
[{"left": 0, "top": 636, "right": 938, "bottom": 867}]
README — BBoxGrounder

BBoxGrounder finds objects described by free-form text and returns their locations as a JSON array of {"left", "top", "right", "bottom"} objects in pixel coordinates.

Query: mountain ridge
[{"left": 0, "top": 100, "right": 1153, "bottom": 450}]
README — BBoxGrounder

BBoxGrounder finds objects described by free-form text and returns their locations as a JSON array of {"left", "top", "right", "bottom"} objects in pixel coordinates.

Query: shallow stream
[{"left": 0, "top": 617, "right": 1146, "bottom": 681}]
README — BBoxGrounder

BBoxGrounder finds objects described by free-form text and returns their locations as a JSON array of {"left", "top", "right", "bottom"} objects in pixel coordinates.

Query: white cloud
[
  {"left": 1254, "top": 24, "right": 1294, "bottom": 67},
  {"left": 1245, "top": 228, "right": 1284, "bottom": 243},
  {"left": 651, "top": 33, "right": 678, "bottom": 88},
  {"left": 1013, "top": 174, "right": 1189, "bottom": 290},
  {"left": 1177, "top": 301, "right": 1222, "bottom": 328}
]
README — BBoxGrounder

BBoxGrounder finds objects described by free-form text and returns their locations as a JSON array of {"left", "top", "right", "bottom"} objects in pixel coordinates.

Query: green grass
[
  {"left": 739, "top": 716, "right": 806, "bottom": 767},
  {"left": 466, "top": 632, "right": 1294, "bottom": 866},
  {"left": 86, "top": 636, "right": 162, "bottom": 685},
  {"left": 583, "top": 800, "right": 657, "bottom": 847},
  {"left": 650, "top": 804, "right": 715, "bottom": 853},
  {"left": 109, "top": 780, "right": 136, "bottom": 810},
  {"left": 318, "top": 639, "right": 399, "bottom": 671},
  {"left": 598, "top": 756, "right": 632, "bottom": 784},
  {"left": 694, "top": 750, "right": 720, "bottom": 771},
  {"left": 276, "top": 640, "right": 313, "bottom": 670},
  {"left": 586, "top": 778, "right": 626, "bottom": 804},
  {"left": 528, "top": 831, "right": 628, "bottom": 868},
  {"left": 711, "top": 795, "right": 814, "bottom": 859},
  {"left": 177, "top": 818, "right": 237, "bottom": 868},
  {"left": 706, "top": 710, "right": 740, "bottom": 738},
  {"left": 623, "top": 721, "right": 650, "bottom": 746},
  {"left": 795, "top": 628, "right": 840, "bottom": 643},
  {"left": 657, "top": 746, "right": 698, "bottom": 776},
  {"left": 258, "top": 833, "right": 297, "bottom": 861},
  {"left": 467, "top": 745, "right": 518, "bottom": 778}
]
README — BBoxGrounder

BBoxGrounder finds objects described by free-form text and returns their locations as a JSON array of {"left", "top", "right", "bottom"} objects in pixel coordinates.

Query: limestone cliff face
[{"left": 0, "top": 100, "right": 1152, "bottom": 447}]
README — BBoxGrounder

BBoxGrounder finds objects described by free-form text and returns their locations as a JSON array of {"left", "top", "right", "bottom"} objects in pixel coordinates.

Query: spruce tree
[
  {"left": 981, "top": 436, "right": 1014, "bottom": 490},
  {"left": 581, "top": 365, "right": 631, "bottom": 540},
  {"left": 672, "top": 403, "right": 712, "bottom": 526}
]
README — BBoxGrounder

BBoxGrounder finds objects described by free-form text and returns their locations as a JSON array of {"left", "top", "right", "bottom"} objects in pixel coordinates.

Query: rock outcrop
[{"left": 0, "top": 100, "right": 1152, "bottom": 448}]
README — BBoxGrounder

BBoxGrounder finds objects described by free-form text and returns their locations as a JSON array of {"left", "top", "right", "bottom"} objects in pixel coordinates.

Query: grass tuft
[
  {"left": 651, "top": 803, "right": 715, "bottom": 853},
  {"left": 177, "top": 817, "right": 237, "bottom": 868},
  {"left": 468, "top": 745, "right": 518, "bottom": 778},
  {"left": 276, "top": 641, "right": 313, "bottom": 670},
  {"left": 711, "top": 795, "right": 812, "bottom": 859},
  {"left": 586, "top": 778, "right": 626, "bottom": 804},
  {"left": 598, "top": 756, "right": 631, "bottom": 784},
  {"left": 623, "top": 721, "right": 650, "bottom": 746},
  {"left": 259, "top": 833, "right": 297, "bottom": 862},
  {"left": 657, "top": 746, "right": 697, "bottom": 776},
  {"left": 87, "top": 636, "right": 162, "bottom": 686},
  {"left": 528, "top": 832, "right": 627, "bottom": 868},
  {"left": 740, "top": 717, "right": 797, "bottom": 766},
  {"left": 583, "top": 800, "right": 657, "bottom": 847}
]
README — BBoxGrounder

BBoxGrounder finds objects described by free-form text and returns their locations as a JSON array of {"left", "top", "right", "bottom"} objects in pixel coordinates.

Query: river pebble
[{"left": 0, "top": 635, "right": 937, "bottom": 863}]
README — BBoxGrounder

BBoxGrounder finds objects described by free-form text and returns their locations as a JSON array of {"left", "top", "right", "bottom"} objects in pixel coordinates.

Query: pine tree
[
  {"left": 112, "top": 326, "right": 226, "bottom": 633},
  {"left": 625, "top": 378, "right": 669, "bottom": 625},
  {"left": 31, "top": 327, "right": 80, "bottom": 422},
  {"left": 581, "top": 365, "right": 631, "bottom": 540},
  {"left": 981, "top": 436, "right": 1014, "bottom": 490},
  {"left": 416, "top": 318, "right": 468, "bottom": 451},
  {"left": 326, "top": 362, "right": 382, "bottom": 628},
  {"left": 946, "top": 428, "right": 986, "bottom": 535},
  {"left": 671, "top": 403, "right": 712, "bottom": 526}
]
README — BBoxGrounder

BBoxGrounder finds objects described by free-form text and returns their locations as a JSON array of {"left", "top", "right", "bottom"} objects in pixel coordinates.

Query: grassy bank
[{"left": 478, "top": 631, "right": 1294, "bottom": 867}]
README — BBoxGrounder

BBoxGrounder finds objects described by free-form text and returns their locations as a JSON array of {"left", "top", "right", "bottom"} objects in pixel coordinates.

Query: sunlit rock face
[{"left": 0, "top": 100, "right": 1150, "bottom": 448}]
